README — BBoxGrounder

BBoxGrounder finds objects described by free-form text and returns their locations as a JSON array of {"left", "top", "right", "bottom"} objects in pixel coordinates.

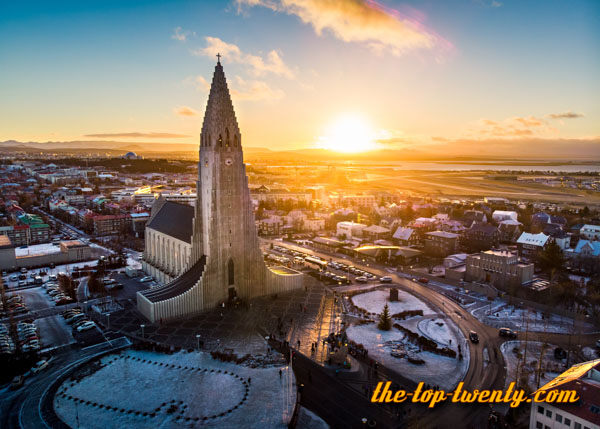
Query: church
[{"left": 137, "top": 58, "right": 303, "bottom": 323}]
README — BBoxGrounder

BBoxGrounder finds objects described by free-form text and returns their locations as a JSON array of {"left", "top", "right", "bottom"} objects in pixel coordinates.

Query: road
[
  {"left": 0, "top": 337, "right": 131, "bottom": 429},
  {"left": 261, "top": 238, "right": 599, "bottom": 427}
]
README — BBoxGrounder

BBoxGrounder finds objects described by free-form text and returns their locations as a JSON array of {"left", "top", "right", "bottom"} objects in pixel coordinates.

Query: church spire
[{"left": 200, "top": 57, "right": 240, "bottom": 149}]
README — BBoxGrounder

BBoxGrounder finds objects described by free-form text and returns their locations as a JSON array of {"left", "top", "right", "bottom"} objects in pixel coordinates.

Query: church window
[
  {"left": 218, "top": 134, "right": 223, "bottom": 146},
  {"left": 225, "top": 128, "right": 230, "bottom": 147},
  {"left": 234, "top": 134, "right": 238, "bottom": 147}
]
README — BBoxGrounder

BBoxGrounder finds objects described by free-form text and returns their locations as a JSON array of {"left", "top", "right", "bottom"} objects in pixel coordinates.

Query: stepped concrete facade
[{"left": 138, "top": 60, "right": 303, "bottom": 323}]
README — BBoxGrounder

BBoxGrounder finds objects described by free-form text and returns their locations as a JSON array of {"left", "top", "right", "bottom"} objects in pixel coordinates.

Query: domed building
[{"left": 122, "top": 151, "right": 142, "bottom": 160}]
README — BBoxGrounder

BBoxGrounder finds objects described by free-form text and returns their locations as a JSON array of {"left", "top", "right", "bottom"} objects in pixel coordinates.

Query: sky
[{"left": 0, "top": 0, "right": 599, "bottom": 156}]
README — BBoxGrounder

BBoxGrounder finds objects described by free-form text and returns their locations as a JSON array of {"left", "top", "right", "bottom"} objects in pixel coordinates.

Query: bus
[{"left": 304, "top": 256, "right": 328, "bottom": 270}]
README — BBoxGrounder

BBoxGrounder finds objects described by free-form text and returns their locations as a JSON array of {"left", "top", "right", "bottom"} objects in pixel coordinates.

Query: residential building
[
  {"left": 463, "top": 223, "right": 500, "bottom": 252},
  {"left": 336, "top": 221, "right": 367, "bottom": 239},
  {"left": 529, "top": 359, "right": 600, "bottom": 429},
  {"left": 424, "top": 231, "right": 459, "bottom": 257},
  {"left": 517, "top": 232, "right": 550, "bottom": 260},
  {"left": 92, "top": 214, "right": 130, "bottom": 236},
  {"left": 498, "top": 219, "right": 522, "bottom": 243},
  {"left": 257, "top": 217, "right": 284, "bottom": 236},
  {"left": 392, "top": 227, "right": 419, "bottom": 246},
  {"left": 363, "top": 224, "right": 391, "bottom": 241},
  {"left": 581, "top": 224, "right": 600, "bottom": 241},
  {"left": 492, "top": 210, "right": 518, "bottom": 223},
  {"left": 465, "top": 249, "right": 534, "bottom": 288}
]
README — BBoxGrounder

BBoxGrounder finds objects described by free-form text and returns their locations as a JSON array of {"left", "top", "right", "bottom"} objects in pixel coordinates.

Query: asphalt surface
[
  {"left": 261, "top": 238, "right": 599, "bottom": 428},
  {"left": 0, "top": 337, "right": 131, "bottom": 429}
]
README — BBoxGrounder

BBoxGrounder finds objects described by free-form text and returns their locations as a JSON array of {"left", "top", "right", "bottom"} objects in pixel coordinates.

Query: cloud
[
  {"left": 548, "top": 111, "right": 584, "bottom": 120},
  {"left": 471, "top": 115, "right": 556, "bottom": 138},
  {"left": 172, "top": 26, "right": 191, "bottom": 42},
  {"left": 84, "top": 132, "right": 190, "bottom": 139},
  {"left": 184, "top": 75, "right": 211, "bottom": 91},
  {"left": 193, "top": 37, "right": 294, "bottom": 79},
  {"left": 235, "top": 0, "right": 449, "bottom": 57},
  {"left": 230, "top": 76, "right": 285, "bottom": 101},
  {"left": 174, "top": 106, "right": 200, "bottom": 117},
  {"left": 474, "top": 0, "right": 503, "bottom": 7}
]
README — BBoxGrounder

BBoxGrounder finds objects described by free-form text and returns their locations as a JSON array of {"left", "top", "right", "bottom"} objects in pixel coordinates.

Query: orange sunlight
[{"left": 318, "top": 114, "right": 376, "bottom": 153}]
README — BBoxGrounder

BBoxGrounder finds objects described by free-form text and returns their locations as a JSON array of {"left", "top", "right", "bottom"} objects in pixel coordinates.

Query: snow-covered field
[
  {"left": 347, "top": 324, "right": 468, "bottom": 390},
  {"left": 473, "top": 303, "right": 595, "bottom": 334},
  {"left": 351, "top": 289, "right": 435, "bottom": 316},
  {"left": 500, "top": 341, "right": 564, "bottom": 391},
  {"left": 347, "top": 288, "right": 468, "bottom": 390},
  {"left": 54, "top": 349, "right": 296, "bottom": 428},
  {"left": 418, "top": 318, "right": 455, "bottom": 347}
]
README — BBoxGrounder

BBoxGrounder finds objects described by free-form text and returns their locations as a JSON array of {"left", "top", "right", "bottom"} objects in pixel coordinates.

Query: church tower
[{"left": 137, "top": 58, "right": 302, "bottom": 322}]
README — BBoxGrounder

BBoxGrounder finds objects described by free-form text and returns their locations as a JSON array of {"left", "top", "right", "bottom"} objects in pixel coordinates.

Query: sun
[{"left": 319, "top": 114, "right": 376, "bottom": 153}]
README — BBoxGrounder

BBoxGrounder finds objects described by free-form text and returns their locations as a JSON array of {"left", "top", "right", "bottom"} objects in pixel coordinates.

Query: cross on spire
[{"left": 216, "top": 53, "right": 221, "bottom": 64}]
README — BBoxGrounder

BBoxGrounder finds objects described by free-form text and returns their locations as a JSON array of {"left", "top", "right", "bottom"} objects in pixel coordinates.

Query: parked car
[
  {"left": 355, "top": 276, "right": 368, "bottom": 283},
  {"left": 380, "top": 276, "right": 393, "bottom": 283},
  {"left": 66, "top": 313, "right": 86, "bottom": 324},
  {"left": 469, "top": 331, "right": 479, "bottom": 343},
  {"left": 76, "top": 321, "right": 97, "bottom": 332},
  {"left": 9, "top": 274, "right": 19, "bottom": 281},
  {"left": 499, "top": 328, "right": 517, "bottom": 338},
  {"left": 139, "top": 276, "right": 153, "bottom": 283}
]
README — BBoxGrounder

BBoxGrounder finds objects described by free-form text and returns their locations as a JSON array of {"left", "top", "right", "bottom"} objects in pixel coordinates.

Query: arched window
[
  {"left": 234, "top": 134, "right": 238, "bottom": 147},
  {"left": 218, "top": 134, "right": 223, "bottom": 147},
  {"left": 225, "top": 128, "right": 230, "bottom": 147},
  {"left": 227, "top": 258, "right": 234, "bottom": 285},
  {"left": 208, "top": 134, "right": 211, "bottom": 147}
]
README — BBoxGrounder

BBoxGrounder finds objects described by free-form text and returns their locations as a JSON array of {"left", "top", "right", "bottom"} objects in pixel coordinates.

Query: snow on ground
[
  {"left": 347, "top": 323, "right": 469, "bottom": 391},
  {"left": 582, "top": 347, "right": 599, "bottom": 361},
  {"left": 473, "top": 304, "right": 595, "bottom": 334},
  {"left": 500, "top": 341, "right": 564, "bottom": 391},
  {"left": 351, "top": 289, "right": 435, "bottom": 316},
  {"left": 55, "top": 349, "right": 296, "bottom": 429},
  {"left": 417, "top": 318, "right": 455, "bottom": 347}
]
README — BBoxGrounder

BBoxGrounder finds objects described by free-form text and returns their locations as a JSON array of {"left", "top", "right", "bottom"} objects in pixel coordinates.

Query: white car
[
  {"left": 380, "top": 276, "right": 393, "bottom": 283},
  {"left": 355, "top": 276, "right": 368, "bottom": 283},
  {"left": 76, "top": 321, "right": 97, "bottom": 332},
  {"left": 32, "top": 360, "right": 49, "bottom": 374},
  {"left": 139, "top": 276, "right": 153, "bottom": 283}
]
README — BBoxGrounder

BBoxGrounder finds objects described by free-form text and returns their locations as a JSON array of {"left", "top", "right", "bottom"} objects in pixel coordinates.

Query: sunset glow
[{"left": 319, "top": 114, "right": 376, "bottom": 153}]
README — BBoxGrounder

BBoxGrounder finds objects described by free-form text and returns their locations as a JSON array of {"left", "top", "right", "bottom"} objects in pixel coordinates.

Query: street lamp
[
  {"left": 196, "top": 334, "right": 201, "bottom": 350},
  {"left": 140, "top": 324, "right": 145, "bottom": 339}
]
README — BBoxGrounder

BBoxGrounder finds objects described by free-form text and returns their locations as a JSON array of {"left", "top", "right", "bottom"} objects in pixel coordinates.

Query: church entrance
[{"left": 228, "top": 286, "right": 237, "bottom": 301}]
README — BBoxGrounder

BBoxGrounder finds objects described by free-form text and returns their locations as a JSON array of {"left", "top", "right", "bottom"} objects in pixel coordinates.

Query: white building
[
  {"left": 580, "top": 224, "right": 600, "bottom": 241},
  {"left": 336, "top": 221, "right": 367, "bottom": 239},
  {"left": 529, "top": 359, "right": 600, "bottom": 429},
  {"left": 492, "top": 210, "right": 518, "bottom": 223}
]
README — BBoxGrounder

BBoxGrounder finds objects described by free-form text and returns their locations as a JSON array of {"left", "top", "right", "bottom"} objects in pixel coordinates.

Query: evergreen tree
[
  {"left": 378, "top": 303, "right": 392, "bottom": 331},
  {"left": 537, "top": 240, "right": 564, "bottom": 273}
]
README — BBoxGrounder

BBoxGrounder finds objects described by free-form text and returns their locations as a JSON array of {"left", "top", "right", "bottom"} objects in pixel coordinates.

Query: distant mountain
[{"left": 1, "top": 138, "right": 598, "bottom": 161}]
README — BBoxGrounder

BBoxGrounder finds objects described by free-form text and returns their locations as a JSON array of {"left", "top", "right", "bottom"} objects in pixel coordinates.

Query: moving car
[
  {"left": 380, "top": 276, "right": 393, "bottom": 283},
  {"left": 139, "top": 276, "right": 153, "bottom": 283},
  {"left": 32, "top": 360, "right": 49, "bottom": 374},
  {"left": 418, "top": 277, "right": 429, "bottom": 284},
  {"left": 499, "top": 327, "right": 517, "bottom": 338},
  {"left": 10, "top": 375, "right": 24, "bottom": 390},
  {"left": 469, "top": 331, "right": 479, "bottom": 343},
  {"left": 355, "top": 276, "right": 368, "bottom": 283}
]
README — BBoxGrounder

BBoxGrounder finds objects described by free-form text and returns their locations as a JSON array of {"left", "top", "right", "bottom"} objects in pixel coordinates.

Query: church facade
[{"left": 137, "top": 59, "right": 303, "bottom": 323}]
